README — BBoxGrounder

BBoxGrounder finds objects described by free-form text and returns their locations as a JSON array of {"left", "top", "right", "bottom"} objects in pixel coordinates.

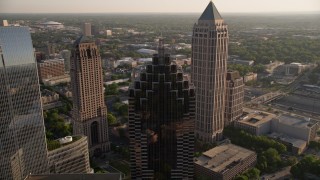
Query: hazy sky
[{"left": 1, "top": 0, "right": 320, "bottom": 13}]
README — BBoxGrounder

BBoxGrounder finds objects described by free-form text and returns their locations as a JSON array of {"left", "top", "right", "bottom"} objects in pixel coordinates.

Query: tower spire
[{"left": 199, "top": 1, "right": 222, "bottom": 20}]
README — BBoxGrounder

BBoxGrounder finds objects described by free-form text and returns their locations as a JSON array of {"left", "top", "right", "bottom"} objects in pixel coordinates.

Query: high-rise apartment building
[
  {"left": 192, "top": 1, "right": 228, "bottom": 142},
  {"left": 129, "top": 39, "right": 195, "bottom": 179},
  {"left": 83, "top": 23, "right": 92, "bottom": 36},
  {"left": 0, "top": 26, "right": 49, "bottom": 179},
  {"left": 70, "top": 36, "right": 109, "bottom": 155},
  {"left": 225, "top": 71, "right": 244, "bottom": 126}
]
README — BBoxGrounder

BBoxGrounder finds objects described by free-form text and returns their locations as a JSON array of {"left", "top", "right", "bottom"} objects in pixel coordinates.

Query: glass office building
[
  {"left": 129, "top": 39, "right": 195, "bottom": 179},
  {"left": 0, "top": 27, "right": 49, "bottom": 179}
]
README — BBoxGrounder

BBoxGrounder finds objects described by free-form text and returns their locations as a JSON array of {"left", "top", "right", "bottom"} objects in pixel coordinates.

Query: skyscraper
[
  {"left": 225, "top": 71, "right": 244, "bottom": 126},
  {"left": 192, "top": 1, "right": 228, "bottom": 142},
  {"left": 70, "top": 36, "right": 109, "bottom": 155},
  {"left": 0, "top": 26, "right": 49, "bottom": 179},
  {"left": 83, "top": 23, "right": 92, "bottom": 36},
  {"left": 129, "top": 39, "right": 195, "bottom": 179}
]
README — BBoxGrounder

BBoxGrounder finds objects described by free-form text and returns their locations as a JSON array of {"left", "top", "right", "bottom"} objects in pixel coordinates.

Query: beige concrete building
[
  {"left": 83, "top": 23, "right": 92, "bottom": 36},
  {"left": 272, "top": 115, "right": 320, "bottom": 143},
  {"left": 192, "top": 1, "right": 228, "bottom": 142},
  {"left": 41, "top": 89, "right": 59, "bottom": 104},
  {"left": 225, "top": 71, "right": 244, "bottom": 126},
  {"left": 234, "top": 108, "right": 276, "bottom": 135},
  {"left": 243, "top": 72, "right": 257, "bottom": 83},
  {"left": 194, "top": 143, "right": 257, "bottom": 180},
  {"left": 37, "top": 59, "right": 65, "bottom": 81},
  {"left": 42, "top": 74, "right": 71, "bottom": 86},
  {"left": 47, "top": 136, "right": 91, "bottom": 174},
  {"left": 71, "top": 36, "right": 110, "bottom": 155}
]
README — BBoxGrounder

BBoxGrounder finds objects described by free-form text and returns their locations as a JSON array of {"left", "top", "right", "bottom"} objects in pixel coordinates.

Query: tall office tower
[
  {"left": 0, "top": 27, "right": 49, "bottom": 179},
  {"left": 192, "top": 1, "right": 228, "bottom": 142},
  {"left": 129, "top": 39, "right": 195, "bottom": 179},
  {"left": 60, "top": 50, "right": 71, "bottom": 73},
  {"left": 70, "top": 36, "right": 109, "bottom": 155},
  {"left": 225, "top": 71, "right": 244, "bottom": 126},
  {"left": 82, "top": 23, "right": 92, "bottom": 36}
]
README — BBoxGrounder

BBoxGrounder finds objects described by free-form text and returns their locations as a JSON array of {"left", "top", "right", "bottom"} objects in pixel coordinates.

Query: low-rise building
[
  {"left": 243, "top": 73, "right": 257, "bottom": 82},
  {"left": 47, "top": 136, "right": 91, "bottom": 174},
  {"left": 42, "top": 74, "right": 71, "bottom": 86},
  {"left": 234, "top": 108, "right": 276, "bottom": 135},
  {"left": 38, "top": 59, "right": 65, "bottom": 81},
  {"left": 272, "top": 115, "right": 319, "bottom": 143},
  {"left": 229, "top": 59, "right": 254, "bottom": 66},
  {"left": 41, "top": 89, "right": 59, "bottom": 104},
  {"left": 194, "top": 143, "right": 257, "bottom": 180},
  {"left": 268, "top": 132, "right": 307, "bottom": 155}
]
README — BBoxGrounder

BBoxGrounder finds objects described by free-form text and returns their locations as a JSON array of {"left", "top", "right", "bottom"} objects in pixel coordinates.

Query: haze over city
[{"left": 1, "top": 0, "right": 320, "bottom": 13}]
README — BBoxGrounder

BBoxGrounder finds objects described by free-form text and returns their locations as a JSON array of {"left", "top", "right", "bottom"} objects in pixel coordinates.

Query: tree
[
  {"left": 105, "top": 83, "right": 119, "bottom": 95},
  {"left": 308, "top": 73, "right": 319, "bottom": 84},
  {"left": 107, "top": 113, "right": 117, "bottom": 125}
]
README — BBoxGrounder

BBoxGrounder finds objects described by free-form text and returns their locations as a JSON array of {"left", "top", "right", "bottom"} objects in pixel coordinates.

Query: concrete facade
[
  {"left": 70, "top": 36, "right": 110, "bottom": 155},
  {"left": 225, "top": 71, "right": 244, "bottom": 126},
  {"left": 37, "top": 59, "right": 65, "bottom": 81},
  {"left": 192, "top": 1, "right": 228, "bottom": 142}
]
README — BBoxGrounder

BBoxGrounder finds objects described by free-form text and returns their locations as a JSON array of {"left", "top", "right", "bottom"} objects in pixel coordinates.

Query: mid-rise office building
[
  {"left": 37, "top": 59, "right": 65, "bottom": 81},
  {"left": 194, "top": 143, "right": 257, "bottom": 180},
  {"left": 192, "top": 1, "right": 228, "bottom": 142},
  {"left": 83, "top": 23, "right": 92, "bottom": 36},
  {"left": 0, "top": 26, "right": 49, "bottom": 179},
  {"left": 47, "top": 136, "right": 91, "bottom": 174},
  {"left": 225, "top": 71, "right": 244, "bottom": 126},
  {"left": 60, "top": 50, "right": 71, "bottom": 73},
  {"left": 129, "top": 39, "right": 195, "bottom": 179},
  {"left": 70, "top": 36, "right": 110, "bottom": 155}
]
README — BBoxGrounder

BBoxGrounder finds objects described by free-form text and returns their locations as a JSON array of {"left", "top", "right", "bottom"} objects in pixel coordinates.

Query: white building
[{"left": 40, "top": 21, "right": 64, "bottom": 30}]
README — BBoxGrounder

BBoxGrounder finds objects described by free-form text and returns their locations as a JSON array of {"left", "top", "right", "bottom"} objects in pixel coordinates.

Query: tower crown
[{"left": 199, "top": 1, "right": 222, "bottom": 20}]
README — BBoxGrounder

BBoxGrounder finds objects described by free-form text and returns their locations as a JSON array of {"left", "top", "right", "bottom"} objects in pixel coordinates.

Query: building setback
[
  {"left": 192, "top": 1, "right": 228, "bottom": 142},
  {"left": 225, "top": 71, "right": 244, "bottom": 126},
  {"left": 129, "top": 39, "right": 195, "bottom": 179},
  {"left": 70, "top": 36, "right": 110, "bottom": 155},
  {"left": 0, "top": 26, "right": 49, "bottom": 179}
]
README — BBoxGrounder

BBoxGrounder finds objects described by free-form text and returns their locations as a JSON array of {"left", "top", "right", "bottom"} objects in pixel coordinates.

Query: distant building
[
  {"left": 37, "top": 59, "right": 65, "bottom": 81},
  {"left": 56, "top": 86, "right": 72, "bottom": 98},
  {"left": 91, "top": 25, "right": 100, "bottom": 35},
  {"left": 105, "top": 30, "right": 112, "bottom": 36},
  {"left": 225, "top": 71, "right": 244, "bottom": 126},
  {"left": 47, "top": 43, "right": 56, "bottom": 55},
  {"left": 272, "top": 115, "right": 319, "bottom": 143},
  {"left": 71, "top": 36, "right": 110, "bottom": 155},
  {"left": 42, "top": 74, "right": 71, "bottom": 86},
  {"left": 83, "top": 23, "right": 92, "bottom": 36},
  {"left": 243, "top": 72, "right": 257, "bottom": 82},
  {"left": 60, "top": 50, "right": 71, "bottom": 73},
  {"left": 41, "top": 89, "right": 59, "bottom": 104},
  {"left": 40, "top": 21, "right": 64, "bottom": 29},
  {"left": 229, "top": 59, "right": 254, "bottom": 66},
  {"left": 192, "top": 1, "right": 228, "bottom": 142},
  {"left": 194, "top": 143, "right": 257, "bottom": 180},
  {"left": 129, "top": 39, "right": 195, "bottom": 179},
  {"left": 47, "top": 136, "right": 91, "bottom": 174}
]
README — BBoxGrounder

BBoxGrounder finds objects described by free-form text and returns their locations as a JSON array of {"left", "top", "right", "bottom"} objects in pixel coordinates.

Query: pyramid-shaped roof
[{"left": 199, "top": 1, "right": 222, "bottom": 20}]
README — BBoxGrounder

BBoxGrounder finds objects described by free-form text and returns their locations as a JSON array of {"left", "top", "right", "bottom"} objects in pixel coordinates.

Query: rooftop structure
[
  {"left": 234, "top": 108, "right": 276, "bottom": 135},
  {"left": 40, "top": 21, "right": 64, "bottom": 29},
  {"left": 195, "top": 143, "right": 257, "bottom": 180},
  {"left": 268, "top": 132, "right": 307, "bottom": 154}
]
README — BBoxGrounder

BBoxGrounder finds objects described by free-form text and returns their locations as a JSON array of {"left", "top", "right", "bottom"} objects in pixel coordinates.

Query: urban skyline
[{"left": 1, "top": 0, "right": 320, "bottom": 13}]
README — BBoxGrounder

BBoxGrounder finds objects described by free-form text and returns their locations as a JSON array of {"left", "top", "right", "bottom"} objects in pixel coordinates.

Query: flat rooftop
[
  {"left": 237, "top": 108, "right": 276, "bottom": 127},
  {"left": 195, "top": 143, "right": 256, "bottom": 174},
  {"left": 277, "top": 115, "right": 318, "bottom": 129},
  {"left": 268, "top": 132, "right": 307, "bottom": 149}
]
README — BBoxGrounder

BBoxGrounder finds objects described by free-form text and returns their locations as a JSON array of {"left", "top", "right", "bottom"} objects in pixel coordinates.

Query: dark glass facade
[
  {"left": 129, "top": 40, "right": 195, "bottom": 179},
  {"left": 0, "top": 27, "right": 49, "bottom": 179}
]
